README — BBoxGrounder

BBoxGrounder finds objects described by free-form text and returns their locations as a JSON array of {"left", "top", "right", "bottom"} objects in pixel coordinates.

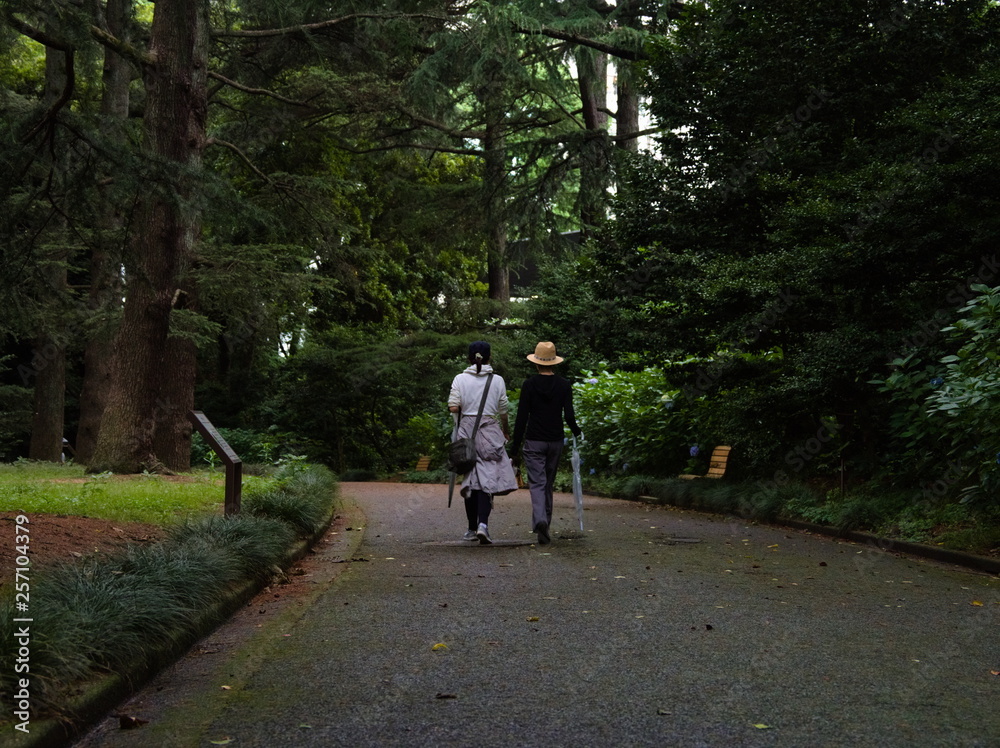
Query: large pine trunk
[
  {"left": 577, "top": 49, "right": 609, "bottom": 237},
  {"left": 483, "top": 84, "right": 509, "bottom": 304},
  {"left": 27, "top": 46, "right": 71, "bottom": 462},
  {"left": 75, "top": 0, "right": 131, "bottom": 464},
  {"left": 89, "top": 0, "right": 207, "bottom": 473},
  {"left": 615, "top": 0, "right": 642, "bottom": 153}
]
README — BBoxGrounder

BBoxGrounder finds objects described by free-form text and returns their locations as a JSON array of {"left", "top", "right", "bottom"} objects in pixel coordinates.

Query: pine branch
[
  {"left": 611, "top": 126, "right": 662, "bottom": 142},
  {"left": 205, "top": 138, "right": 271, "bottom": 182},
  {"left": 1, "top": 9, "right": 74, "bottom": 51},
  {"left": 208, "top": 72, "right": 317, "bottom": 108},
  {"left": 88, "top": 24, "right": 153, "bottom": 69},
  {"left": 211, "top": 12, "right": 449, "bottom": 38},
  {"left": 395, "top": 106, "right": 485, "bottom": 141},
  {"left": 513, "top": 24, "right": 648, "bottom": 61}
]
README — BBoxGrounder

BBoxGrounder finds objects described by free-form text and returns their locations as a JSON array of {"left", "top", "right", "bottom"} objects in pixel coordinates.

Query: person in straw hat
[{"left": 509, "top": 341, "right": 582, "bottom": 544}]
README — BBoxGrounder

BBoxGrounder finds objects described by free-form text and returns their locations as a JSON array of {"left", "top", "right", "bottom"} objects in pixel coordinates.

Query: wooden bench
[
  {"left": 415, "top": 455, "right": 432, "bottom": 472},
  {"left": 679, "top": 446, "right": 731, "bottom": 480}
]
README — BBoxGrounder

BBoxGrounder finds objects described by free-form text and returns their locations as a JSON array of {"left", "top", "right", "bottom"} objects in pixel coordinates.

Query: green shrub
[
  {"left": 573, "top": 367, "right": 690, "bottom": 475},
  {"left": 191, "top": 427, "right": 302, "bottom": 467},
  {"left": 243, "top": 460, "right": 338, "bottom": 535},
  {"left": 169, "top": 515, "right": 296, "bottom": 581},
  {"left": 875, "top": 284, "right": 1000, "bottom": 506}
]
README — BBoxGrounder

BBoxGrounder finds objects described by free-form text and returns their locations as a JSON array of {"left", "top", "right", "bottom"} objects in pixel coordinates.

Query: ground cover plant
[
  {"left": 0, "top": 461, "right": 338, "bottom": 719},
  {"left": 0, "top": 461, "right": 224, "bottom": 524}
]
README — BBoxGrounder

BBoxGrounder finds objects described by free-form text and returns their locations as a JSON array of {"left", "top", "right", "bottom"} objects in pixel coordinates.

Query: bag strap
[{"left": 469, "top": 373, "right": 494, "bottom": 439}]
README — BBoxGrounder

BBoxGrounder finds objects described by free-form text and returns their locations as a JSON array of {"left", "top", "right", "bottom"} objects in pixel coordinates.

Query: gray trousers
[{"left": 523, "top": 439, "right": 564, "bottom": 529}]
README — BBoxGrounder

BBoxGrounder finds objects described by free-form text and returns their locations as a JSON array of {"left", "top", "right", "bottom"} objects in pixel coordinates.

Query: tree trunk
[
  {"left": 27, "top": 333, "right": 65, "bottom": 462},
  {"left": 577, "top": 49, "right": 610, "bottom": 236},
  {"left": 27, "top": 45, "right": 71, "bottom": 462},
  {"left": 75, "top": 0, "right": 131, "bottom": 463},
  {"left": 615, "top": 0, "right": 642, "bottom": 153},
  {"left": 482, "top": 76, "right": 510, "bottom": 303},
  {"left": 89, "top": 0, "right": 207, "bottom": 473},
  {"left": 152, "top": 279, "right": 198, "bottom": 471},
  {"left": 616, "top": 65, "right": 640, "bottom": 153}
]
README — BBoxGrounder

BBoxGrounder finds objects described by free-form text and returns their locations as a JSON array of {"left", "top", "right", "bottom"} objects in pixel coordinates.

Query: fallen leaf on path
[
  {"left": 753, "top": 723, "right": 772, "bottom": 729},
  {"left": 526, "top": 616, "right": 540, "bottom": 622},
  {"left": 209, "top": 740, "right": 232, "bottom": 746},
  {"left": 971, "top": 600, "right": 984, "bottom": 606},
  {"left": 432, "top": 643, "right": 448, "bottom": 651},
  {"left": 220, "top": 685, "right": 232, "bottom": 690},
  {"left": 657, "top": 708, "right": 672, "bottom": 716},
  {"left": 117, "top": 714, "right": 149, "bottom": 730},
  {"left": 435, "top": 693, "right": 457, "bottom": 699},
  {"left": 990, "top": 670, "right": 999, "bottom": 676}
]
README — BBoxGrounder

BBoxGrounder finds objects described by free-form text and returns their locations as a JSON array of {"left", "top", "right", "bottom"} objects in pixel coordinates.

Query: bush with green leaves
[
  {"left": 876, "top": 284, "right": 1000, "bottom": 505},
  {"left": 573, "top": 367, "right": 691, "bottom": 475},
  {"left": 190, "top": 427, "right": 301, "bottom": 467}
]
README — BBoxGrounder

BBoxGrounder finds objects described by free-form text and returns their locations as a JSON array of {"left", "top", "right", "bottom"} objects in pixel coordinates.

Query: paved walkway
[{"left": 76, "top": 483, "right": 999, "bottom": 747}]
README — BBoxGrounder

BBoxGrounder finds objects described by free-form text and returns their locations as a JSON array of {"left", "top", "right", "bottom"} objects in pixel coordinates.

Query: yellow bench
[
  {"left": 415, "top": 455, "right": 432, "bottom": 472},
  {"left": 679, "top": 446, "right": 731, "bottom": 480}
]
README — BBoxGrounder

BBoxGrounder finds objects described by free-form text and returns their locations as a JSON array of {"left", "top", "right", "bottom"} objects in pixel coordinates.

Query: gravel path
[{"left": 75, "top": 482, "right": 1000, "bottom": 747}]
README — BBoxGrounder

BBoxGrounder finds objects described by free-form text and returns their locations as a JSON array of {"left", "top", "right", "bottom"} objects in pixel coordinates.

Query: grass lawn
[{"left": 0, "top": 461, "right": 228, "bottom": 524}]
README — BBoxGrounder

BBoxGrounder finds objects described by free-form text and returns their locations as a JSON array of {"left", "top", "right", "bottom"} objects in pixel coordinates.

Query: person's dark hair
[{"left": 468, "top": 340, "right": 491, "bottom": 373}]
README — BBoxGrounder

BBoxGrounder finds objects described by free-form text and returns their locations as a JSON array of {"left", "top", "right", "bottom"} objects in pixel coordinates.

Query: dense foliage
[{"left": 2, "top": 1, "right": 999, "bottom": 510}]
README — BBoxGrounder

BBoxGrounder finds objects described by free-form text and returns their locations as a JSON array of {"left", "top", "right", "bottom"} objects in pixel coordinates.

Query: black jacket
[{"left": 510, "top": 374, "right": 580, "bottom": 452}]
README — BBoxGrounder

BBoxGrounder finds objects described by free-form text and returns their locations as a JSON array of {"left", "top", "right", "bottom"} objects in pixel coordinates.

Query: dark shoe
[{"left": 534, "top": 521, "right": 550, "bottom": 545}]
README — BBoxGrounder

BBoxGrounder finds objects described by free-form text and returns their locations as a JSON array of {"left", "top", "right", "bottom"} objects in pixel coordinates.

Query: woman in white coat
[{"left": 448, "top": 341, "right": 518, "bottom": 544}]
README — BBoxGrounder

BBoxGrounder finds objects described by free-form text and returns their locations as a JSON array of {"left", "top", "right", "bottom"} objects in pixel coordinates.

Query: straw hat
[{"left": 527, "top": 341, "right": 564, "bottom": 366}]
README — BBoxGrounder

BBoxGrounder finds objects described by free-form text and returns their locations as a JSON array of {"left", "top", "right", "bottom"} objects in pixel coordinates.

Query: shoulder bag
[{"left": 447, "top": 373, "right": 494, "bottom": 475}]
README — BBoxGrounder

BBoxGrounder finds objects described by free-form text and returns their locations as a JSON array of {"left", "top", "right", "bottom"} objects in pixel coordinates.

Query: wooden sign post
[{"left": 188, "top": 410, "right": 242, "bottom": 515}]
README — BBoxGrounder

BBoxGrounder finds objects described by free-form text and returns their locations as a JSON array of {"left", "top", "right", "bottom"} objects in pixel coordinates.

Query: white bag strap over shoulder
[{"left": 469, "top": 373, "right": 494, "bottom": 441}]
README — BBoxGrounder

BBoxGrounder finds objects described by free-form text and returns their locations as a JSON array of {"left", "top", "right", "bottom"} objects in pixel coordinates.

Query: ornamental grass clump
[
  {"left": 244, "top": 461, "right": 338, "bottom": 535},
  {"left": 0, "top": 536, "right": 239, "bottom": 713},
  {"left": 169, "top": 515, "right": 296, "bottom": 582}
]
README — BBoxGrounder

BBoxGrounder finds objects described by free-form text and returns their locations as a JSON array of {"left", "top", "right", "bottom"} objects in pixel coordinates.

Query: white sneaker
[
  {"left": 462, "top": 530, "right": 477, "bottom": 541},
  {"left": 476, "top": 523, "right": 492, "bottom": 545}
]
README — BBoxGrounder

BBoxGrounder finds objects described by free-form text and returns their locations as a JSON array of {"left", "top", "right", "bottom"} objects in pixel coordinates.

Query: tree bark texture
[
  {"left": 90, "top": 0, "right": 207, "bottom": 473},
  {"left": 616, "top": 66, "right": 640, "bottom": 153},
  {"left": 27, "top": 46, "right": 71, "bottom": 462},
  {"left": 481, "top": 70, "right": 510, "bottom": 303},
  {"left": 577, "top": 49, "right": 610, "bottom": 236},
  {"left": 75, "top": 0, "right": 131, "bottom": 464},
  {"left": 27, "top": 333, "right": 66, "bottom": 462},
  {"left": 615, "top": 0, "right": 642, "bottom": 153}
]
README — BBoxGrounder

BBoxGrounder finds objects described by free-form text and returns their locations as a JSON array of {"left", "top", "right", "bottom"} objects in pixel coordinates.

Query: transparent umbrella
[{"left": 571, "top": 435, "right": 584, "bottom": 530}]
